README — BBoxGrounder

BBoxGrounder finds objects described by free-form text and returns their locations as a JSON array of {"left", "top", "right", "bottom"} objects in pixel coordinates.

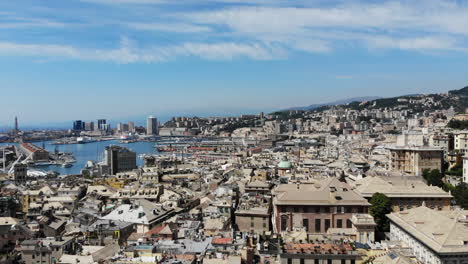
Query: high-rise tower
[{"left": 146, "top": 116, "right": 159, "bottom": 135}]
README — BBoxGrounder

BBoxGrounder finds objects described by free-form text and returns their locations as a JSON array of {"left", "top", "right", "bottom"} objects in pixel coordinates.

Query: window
[
  {"left": 303, "top": 218, "right": 309, "bottom": 232},
  {"left": 287, "top": 258, "right": 292, "bottom": 264},
  {"left": 315, "top": 260, "right": 319, "bottom": 264},
  {"left": 281, "top": 207, "right": 286, "bottom": 213},
  {"left": 263, "top": 223, "right": 267, "bottom": 228},
  {"left": 341, "top": 260, "right": 346, "bottom": 264},
  {"left": 347, "top": 219, "right": 353, "bottom": 228},
  {"left": 328, "top": 259, "right": 332, "bottom": 264},
  {"left": 300, "top": 259, "right": 305, "bottom": 264},
  {"left": 294, "top": 207, "right": 299, "bottom": 213},
  {"left": 351, "top": 260, "right": 356, "bottom": 264},
  {"left": 325, "top": 219, "right": 331, "bottom": 231},
  {"left": 358, "top": 207, "right": 364, "bottom": 213},
  {"left": 315, "top": 219, "right": 321, "bottom": 232},
  {"left": 281, "top": 216, "right": 288, "bottom": 231},
  {"left": 251, "top": 222, "right": 254, "bottom": 228},
  {"left": 337, "top": 219, "right": 343, "bottom": 228}
]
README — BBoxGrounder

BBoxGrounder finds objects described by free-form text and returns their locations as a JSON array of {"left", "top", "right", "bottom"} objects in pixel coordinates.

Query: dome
[{"left": 278, "top": 159, "right": 292, "bottom": 169}]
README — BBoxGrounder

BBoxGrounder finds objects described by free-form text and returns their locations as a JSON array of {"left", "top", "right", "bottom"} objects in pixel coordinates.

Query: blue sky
[{"left": 1, "top": 0, "right": 468, "bottom": 126}]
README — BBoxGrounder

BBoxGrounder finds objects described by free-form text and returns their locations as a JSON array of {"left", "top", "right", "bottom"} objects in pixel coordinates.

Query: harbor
[{"left": 0, "top": 139, "right": 160, "bottom": 175}]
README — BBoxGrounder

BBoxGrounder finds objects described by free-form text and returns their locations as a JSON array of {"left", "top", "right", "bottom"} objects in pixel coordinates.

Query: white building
[
  {"left": 463, "top": 155, "right": 468, "bottom": 184},
  {"left": 101, "top": 200, "right": 174, "bottom": 233},
  {"left": 387, "top": 206, "right": 468, "bottom": 264}
]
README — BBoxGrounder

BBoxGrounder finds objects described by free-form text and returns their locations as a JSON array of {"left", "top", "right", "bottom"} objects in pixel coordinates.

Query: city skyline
[{"left": 1, "top": 0, "right": 468, "bottom": 125}]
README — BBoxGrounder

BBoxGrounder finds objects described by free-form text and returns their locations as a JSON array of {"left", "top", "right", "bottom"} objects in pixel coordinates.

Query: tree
[
  {"left": 453, "top": 183, "right": 468, "bottom": 209},
  {"left": 369, "top": 193, "right": 392, "bottom": 233},
  {"left": 447, "top": 119, "right": 468, "bottom": 130},
  {"left": 422, "top": 169, "right": 444, "bottom": 187}
]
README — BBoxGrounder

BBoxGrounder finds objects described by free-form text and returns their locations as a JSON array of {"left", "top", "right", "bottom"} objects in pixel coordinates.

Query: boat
[
  {"left": 31, "top": 162, "right": 53, "bottom": 167},
  {"left": 76, "top": 137, "right": 95, "bottom": 144},
  {"left": 62, "top": 162, "right": 73, "bottom": 168},
  {"left": 120, "top": 139, "right": 137, "bottom": 144},
  {"left": 157, "top": 146, "right": 178, "bottom": 152}
]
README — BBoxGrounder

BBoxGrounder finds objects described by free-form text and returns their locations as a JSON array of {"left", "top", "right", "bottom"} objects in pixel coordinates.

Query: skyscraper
[
  {"left": 128, "top": 122, "right": 135, "bottom": 133},
  {"left": 98, "top": 119, "right": 107, "bottom": 131},
  {"left": 117, "top": 122, "right": 123, "bottom": 132},
  {"left": 73, "top": 120, "right": 84, "bottom": 130},
  {"left": 84, "top": 121, "right": 94, "bottom": 131},
  {"left": 14, "top": 116, "right": 18, "bottom": 132},
  {"left": 146, "top": 116, "right": 159, "bottom": 135}
]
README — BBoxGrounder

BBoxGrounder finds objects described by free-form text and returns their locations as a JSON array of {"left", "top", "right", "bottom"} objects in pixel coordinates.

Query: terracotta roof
[
  {"left": 212, "top": 237, "right": 233, "bottom": 245},
  {"left": 283, "top": 243, "right": 354, "bottom": 254}
]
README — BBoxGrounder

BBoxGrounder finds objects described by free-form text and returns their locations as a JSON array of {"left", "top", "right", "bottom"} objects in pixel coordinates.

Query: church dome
[{"left": 278, "top": 158, "right": 292, "bottom": 169}]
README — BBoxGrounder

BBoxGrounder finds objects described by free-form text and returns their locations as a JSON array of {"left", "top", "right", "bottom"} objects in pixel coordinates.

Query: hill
[
  {"left": 278, "top": 85, "right": 468, "bottom": 115},
  {"left": 315, "top": 85, "right": 468, "bottom": 113},
  {"left": 285, "top": 96, "right": 381, "bottom": 111}
]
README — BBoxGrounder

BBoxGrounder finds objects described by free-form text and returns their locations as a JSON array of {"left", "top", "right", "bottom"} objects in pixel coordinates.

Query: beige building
[
  {"left": 388, "top": 206, "right": 468, "bottom": 264},
  {"left": 19, "top": 143, "right": 49, "bottom": 161},
  {"left": 235, "top": 206, "right": 270, "bottom": 234},
  {"left": 388, "top": 146, "right": 444, "bottom": 176},
  {"left": 463, "top": 155, "right": 468, "bottom": 184},
  {"left": 455, "top": 131, "right": 468, "bottom": 153},
  {"left": 272, "top": 178, "right": 370, "bottom": 234},
  {"left": 353, "top": 176, "right": 452, "bottom": 211}
]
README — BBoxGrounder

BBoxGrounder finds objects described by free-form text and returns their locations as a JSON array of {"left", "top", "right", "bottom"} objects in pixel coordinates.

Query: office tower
[
  {"left": 116, "top": 123, "right": 129, "bottom": 133},
  {"left": 98, "top": 119, "right": 107, "bottom": 131},
  {"left": 84, "top": 121, "right": 95, "bottom": 131},
  {"left": 117, "top": 122, "right": 123, "bottom": 132},
  {"left": 14, "top": 116, "right": 18, "bottom": 132},
  {"left": 146, "top": 116, "right": 159, "bottom": 135},
  {"left": 128, "top": 122, "right": 135, "bottom": 133},
  {"left": 122, "top": 123, "right": 129, "bottom": 132},
  {"left": 73, "top": 120, "right": 84, "bottom": 130},
  {"left": 104, "top": 145, "right": 137, "bottom": 175}
]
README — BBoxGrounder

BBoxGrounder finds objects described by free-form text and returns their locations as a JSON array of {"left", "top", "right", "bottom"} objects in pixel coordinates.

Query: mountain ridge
[{"left": 284, "top": 96, "right": 381, "bottom": 111}]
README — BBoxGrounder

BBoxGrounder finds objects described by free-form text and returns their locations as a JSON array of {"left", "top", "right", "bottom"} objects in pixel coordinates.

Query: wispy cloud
[
  {"left": 365, "top": 36, "right": 464, "bottom": 51},
  {"left": 80, "top": 0, "right": 165, "bottom": 4},
  {"left": 176, "top": 0, "right": 468, "bottom": 52},
  {"left": 0, "top": 38, "right": 282, "bottom": 63},
  {"left": 0, "top": 16, "right": 67, "bottom": 29},
  {"left": 181, "top": 1, "right": 468, "bottom": 35},
  {"left": 127, "top": 23, "right": 212, "bottom": 33},
  {"left": 1, "top": 0, "right": 467, "bottom": 64}
]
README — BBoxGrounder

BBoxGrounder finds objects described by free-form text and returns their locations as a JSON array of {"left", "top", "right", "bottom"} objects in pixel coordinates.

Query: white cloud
[
  {"left": 2, "top": 0, "right": 467, "bottom": 64},
  {"left": 127, "top": 23, "right": 212, "bottom": 33},
  {"left": 175, "top": 0, "right": 468, "bottom": 52},
  {"left": 80, "top": 0, "right": 283, "bottom": 5},
  {"left": 0, "top": 17, "right": 67, "bottom": 29},
  {"left": 0, "top": 38, "right": 282, "bottom": 63},
  {"left": 80, "top": 0, "right": 165, "bottom": 4},
  {"left": 182, "top": 1, "right": 468, "bottom": 35},
  {"left": 365, "top": 36, "right": 463, "bottom": 51}
]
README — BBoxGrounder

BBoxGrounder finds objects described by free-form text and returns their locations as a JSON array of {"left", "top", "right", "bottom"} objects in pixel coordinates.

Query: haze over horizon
[{"left": 1, "top": 0, "right": 468, "bottom": 126}]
